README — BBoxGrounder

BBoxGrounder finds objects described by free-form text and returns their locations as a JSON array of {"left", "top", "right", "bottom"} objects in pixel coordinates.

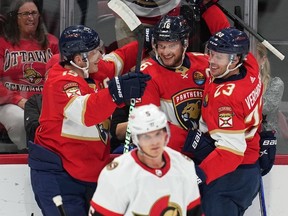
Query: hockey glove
[
  {"left": 259, "top": 130, "right": 277, "bottom": 176},
  {"left": 108, "top": 72, "right": 151, "bottom": 105},
  {"left": 182, "top": 129, "right": 215, "bottom": 164}
]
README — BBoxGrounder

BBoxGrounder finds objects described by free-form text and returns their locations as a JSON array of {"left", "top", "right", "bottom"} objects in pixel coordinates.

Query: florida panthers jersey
[
  {"left": 35, "top": 41, "right": 140, "bottom": 183},
  {"left": 138, "top": 53, "right": 209, "bottom": 152},
  {"left": 0, "top": 34, "right": 59, "bottom": 104},
  {"left": 90, "top": 147, "right": 201, "bottom": 216},
  {"left": 199, "top": 53, "right": 263, "bottom": 184}
]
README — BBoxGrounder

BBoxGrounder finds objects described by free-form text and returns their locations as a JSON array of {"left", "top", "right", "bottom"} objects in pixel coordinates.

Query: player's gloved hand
[
  {"left": 108, "top": 72, "right": 151, "bottom": 105},
  {"left": 182, "top": 129, "right": 215, "bottom": 164},
  {"left": 195, "top": 165, "right": 206, "bottom": 185},
  {"left": 144, "top": 27, "right": 153, "bottom": 54},
  {"left": 259, "top": 130, "right": 277, "bottom": 176}
]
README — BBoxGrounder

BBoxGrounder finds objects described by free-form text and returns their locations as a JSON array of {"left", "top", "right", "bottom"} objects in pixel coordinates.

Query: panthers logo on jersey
[
  {"left": 96, "top": 119, "right": 110, "bottom": 145},
  {"left": 172, "top": 89, "right": 203, "bottom": 130}
]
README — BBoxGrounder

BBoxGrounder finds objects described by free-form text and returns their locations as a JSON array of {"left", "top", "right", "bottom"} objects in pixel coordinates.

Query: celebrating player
[
  {"left": 89, "top": 104, "right": 202, "bottom": 216},
  {"left": 28, "top": 25, "right": 150, "bottom": 215},
  {"left": 136, "top": 15, "right": 209, "bottom": 152},
  {"left": 183, "top": 27, "right": 263, "bottom": 216}
]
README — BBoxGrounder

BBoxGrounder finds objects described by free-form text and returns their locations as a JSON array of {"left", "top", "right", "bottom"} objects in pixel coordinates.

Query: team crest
[
  {"left": 96, "top": 119, "right": 110, "bottom": 144},
  {"left": 172, "top": 89, "right": 203, "bottom": 130},
  {"left": 133, "top": 195, "right": 182, "bottom": 216},
  {"left": 193, "top": 71, "right": 206, "bottom": 86},
  {"left": 23, "top": 63, "right": 43, "bottom": 84},
  {"left": 106, "top": 161, "right": 118, "bottom": 170},
  {"left": 63, "top": 82, "right": 81, "bottom": 98},
  {"left": 203, "top": 93, "right": 208, "bottom": 107},
  {"left": 218, "top": 106, "right": 234, "bottom": 128}
]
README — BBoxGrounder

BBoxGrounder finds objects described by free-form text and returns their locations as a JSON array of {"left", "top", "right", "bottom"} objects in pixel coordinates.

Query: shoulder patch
[
  {"left": 193, "top": 71, "right": 206, "bottom": 85},
  {"left": 218, "top": 106, "right": 233, "bottom": 128},
  {"left": 106, "top": 161, "right": 119, "bottom": 170},
  {"left": 63, "top": 82, "right": 81, "bottom": 98}
]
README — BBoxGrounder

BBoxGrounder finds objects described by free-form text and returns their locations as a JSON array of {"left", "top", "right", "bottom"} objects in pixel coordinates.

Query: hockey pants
[
  {"left": 28, "top": 141, "right": 96, "bottom": 216},
  {"left": 200, "top": 163, "right": 261, "bottom": 216}
]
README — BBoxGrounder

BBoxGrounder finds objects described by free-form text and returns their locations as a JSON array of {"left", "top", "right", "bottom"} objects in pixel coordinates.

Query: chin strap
[
  {"left": 214, "top": 61, "right": 242, "bottom": 78},
  {"left": 69, "top": 59, "right": 90, "bottom": 78},
  {"left": 213, "top": 54, "right": 243, "bottom": 79}
]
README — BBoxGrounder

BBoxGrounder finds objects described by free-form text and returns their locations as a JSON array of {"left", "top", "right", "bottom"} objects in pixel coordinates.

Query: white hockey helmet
[{"left": 129, "top": 104, "right": 170, "bottom": 147}]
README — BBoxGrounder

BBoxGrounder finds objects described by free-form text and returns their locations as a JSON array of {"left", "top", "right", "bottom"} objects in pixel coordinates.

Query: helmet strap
[
  {"left": 213, "top": 54, "right": 242, "bottom": 79},
  {"left": 69, "top": 57, "right": 90, "bottom": 78}
]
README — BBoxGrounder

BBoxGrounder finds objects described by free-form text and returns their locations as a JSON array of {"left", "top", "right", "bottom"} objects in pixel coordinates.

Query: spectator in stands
[
  {"left": 256, "top": 42, "right": 284, "bottom": 174},
  {"left": 28, "top": 25, "right": 150, "bottom": 216},
  {"left": 90, "top": 104, "right": 202, "bottom": 216},
  {"left": 257, "top": 42, "right": 284, "bottom": 136},
  {"left": 0, "top": 0, "right": 59, "bottom": 151},
  {"left": 24, "top": 53, "right": 59, "bottom": 144}
]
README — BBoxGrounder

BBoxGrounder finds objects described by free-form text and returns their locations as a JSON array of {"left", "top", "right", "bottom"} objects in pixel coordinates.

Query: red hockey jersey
[
  {"left": 138, "top": 53, "right": 209, "bottom": 152},
  {"left": 35, "top": 41, "right": 140, "bottom": 183},
  {"left": 200, "top": 53, "right": 263, "bottom": 184}
]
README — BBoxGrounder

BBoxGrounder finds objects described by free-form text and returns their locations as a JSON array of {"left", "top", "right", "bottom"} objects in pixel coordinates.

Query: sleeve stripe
[
  {"left": 90, "top": 201, "right": 123, "bottom": 216},
  {"left": 187, "top": 197, "right": 201, "bottom": 209}
]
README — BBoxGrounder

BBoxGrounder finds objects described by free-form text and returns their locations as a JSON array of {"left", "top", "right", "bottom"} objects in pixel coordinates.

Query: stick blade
[{"left": 108, "top": 0, "right": 141, "bottom": 31}]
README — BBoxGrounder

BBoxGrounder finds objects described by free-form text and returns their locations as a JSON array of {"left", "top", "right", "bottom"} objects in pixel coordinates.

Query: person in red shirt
[
  {"left": 0, "top": 0, "right": 59, "bottom": 150},
  {"left": 28, "top": 24, "right": 150, "bottom": 216}
]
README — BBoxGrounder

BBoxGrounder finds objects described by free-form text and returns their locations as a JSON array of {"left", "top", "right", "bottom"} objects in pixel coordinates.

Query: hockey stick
[
  {"left": 259, "top": 176, "right": 267, "bottom": 216},
  {"left": 108, "top": 0, "right": 145, "bottom": 153},
  {"left": 53, "top": 195, "right": 67, "bottom": 216},
  {"left": 216, "top": 2, "right": 285, "bottom": 61}
]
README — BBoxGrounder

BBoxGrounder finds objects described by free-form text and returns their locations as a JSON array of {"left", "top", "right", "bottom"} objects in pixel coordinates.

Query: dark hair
[{"left": 3, "top": 0, "right": 48, "bottom": 49}]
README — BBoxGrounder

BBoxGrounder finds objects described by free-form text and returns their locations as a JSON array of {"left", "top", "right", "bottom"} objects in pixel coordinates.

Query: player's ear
[{"left": 232, "top": 55, "right": 240, "bottom": 64}]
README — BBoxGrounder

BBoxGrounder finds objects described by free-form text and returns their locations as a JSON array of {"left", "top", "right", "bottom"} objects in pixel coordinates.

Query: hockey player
[
  {"left": 182, "top": 27, "right": 263, "bottom": 215},
  {"left": 89, "top": 104, "right": 202, "bottom": 216},
  {"left": 28, "top": 25, "right": 150, "bottom": 216},
  {"left": 135, "top": 15, "right": 209, "bottom": 152}
]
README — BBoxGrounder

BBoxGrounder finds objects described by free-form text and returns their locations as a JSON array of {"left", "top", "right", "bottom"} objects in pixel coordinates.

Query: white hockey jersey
[{"left": 90, "top": 147, "right": 201, "bottom": 216}]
